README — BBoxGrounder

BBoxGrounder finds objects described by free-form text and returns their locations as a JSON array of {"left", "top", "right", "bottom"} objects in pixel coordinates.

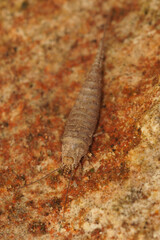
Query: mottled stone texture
[{"left": 0, "top": 0, "right": 160, "bottom": 239}]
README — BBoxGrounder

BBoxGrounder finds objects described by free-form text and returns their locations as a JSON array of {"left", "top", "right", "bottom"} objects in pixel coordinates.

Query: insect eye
[{"left": 63, "top": 156, "right": 74, "bottom": 165}]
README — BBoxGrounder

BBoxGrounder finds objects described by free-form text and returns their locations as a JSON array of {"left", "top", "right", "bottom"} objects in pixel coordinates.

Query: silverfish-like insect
[
  {"left": 62, "top": 35, "right": 105, "bottom": 173},
  {"left": 17, "top": 22, "right": 107, "bottom": 228}
]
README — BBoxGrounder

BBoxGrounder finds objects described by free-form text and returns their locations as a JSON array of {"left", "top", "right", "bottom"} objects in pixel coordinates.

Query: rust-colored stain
[
  {"left": 28, "top": 220, "right": 47, "bottom": 236},
  {"left": 0, "top": 0, "right": 160, "bottom": 239}
]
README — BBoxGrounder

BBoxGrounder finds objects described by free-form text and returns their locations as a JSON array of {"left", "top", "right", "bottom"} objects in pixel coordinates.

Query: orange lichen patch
[
  {"left": 91, "top": 228, "right": 102, "bottom": 239},
  {"left": 30, "top": 0, "right": 64, "bottom": 17},
  {"left": 0, "top": 169, "right": 16, "bottom": 188},
  {"left": 11, "top": 65, "right": 31, "bottom": 77},
  {"left": 38, "top": 197, "right": 62, "bottom": 216},
  {"left": 12, "top": 0, "right": 65, "bottom": 26},
  {"left": 138, "top": 58, "right": 160, "bottom": 80},
  {"left": 4, "top": 199, "right": 28, "bottom": 223},
  {"left": 0, "top": 139, "right": 10, "bottom": 162},
  {"left": 9, "top": 102, "right": 25, "bottom": 123},
  {"left": 0, "top": 44, "right": 17, "bottom": 59},
  {"left": 110, "top": 2, "right": 139, "bottom": 22},
  {"left": 54, "top": 66, "right": 73, "bottom": 83},
  {"left": 35, "top": 80, "right": 51, "bottom": 92},
  {"left": 45, "top": 174, "right": 62, "bottom": 189},
  {"left": 12, "top": 191, "right": 24, "bottom": 203},
  {"left": 96, "top": 56, "right": 159, "bottom": 157},
  {"left": 28, "top": 220, "right": 47, "bottom": 236},
  {"left": 69, "top": 80, "right": 81, "bottom": 92}
]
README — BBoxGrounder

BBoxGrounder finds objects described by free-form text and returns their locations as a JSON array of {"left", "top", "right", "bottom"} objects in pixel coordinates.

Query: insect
[
  {"left": 17, "top": 20, "right": 107, "bottom": 228},
  {"left": 62, "top": 31, "right": 105, "bottom": 172}
]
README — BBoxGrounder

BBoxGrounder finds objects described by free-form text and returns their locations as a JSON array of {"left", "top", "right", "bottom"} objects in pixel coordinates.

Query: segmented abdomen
[{"left": 63, "top": 70, "right": 102, "bottom": 149}]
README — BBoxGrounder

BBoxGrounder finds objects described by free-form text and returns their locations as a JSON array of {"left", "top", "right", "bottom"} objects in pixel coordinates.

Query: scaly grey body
[
  {"left": 62, "top": 33, "right": 105, "bottom": 171},
  {"left": 18, "top": 29, "right": 106, "bottom": 190}
]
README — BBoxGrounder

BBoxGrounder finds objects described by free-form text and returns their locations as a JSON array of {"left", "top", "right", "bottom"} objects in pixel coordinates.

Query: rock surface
[{"left": 0, "top": 0, "right": 160, "bottom": 239}]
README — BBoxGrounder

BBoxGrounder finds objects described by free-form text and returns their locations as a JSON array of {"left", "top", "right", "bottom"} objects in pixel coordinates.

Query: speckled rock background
[{"left": 0, "top": 0, "right": 160, "bottom": 239}]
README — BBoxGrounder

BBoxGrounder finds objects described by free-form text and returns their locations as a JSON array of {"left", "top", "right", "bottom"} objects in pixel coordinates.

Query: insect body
[{"left": 62, "top": 36, "right": 105, "bottom": 173}]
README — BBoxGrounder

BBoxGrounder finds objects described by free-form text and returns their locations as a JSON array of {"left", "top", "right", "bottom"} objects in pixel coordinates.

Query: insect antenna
[
  {"left": 59, "top": 169, "right": 74, "bottom": 231},
  {"left": 16, "top": 167, "right": 61, "bottom": 190}
]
